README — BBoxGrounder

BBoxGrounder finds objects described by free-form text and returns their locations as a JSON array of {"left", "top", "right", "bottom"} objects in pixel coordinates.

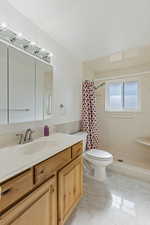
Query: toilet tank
[{"left": 72, "top": 132, "right": 87, "bottom": 151}]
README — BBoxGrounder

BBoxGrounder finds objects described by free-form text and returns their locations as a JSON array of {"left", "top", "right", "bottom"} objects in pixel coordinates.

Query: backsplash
[
  {"left": 55, "top": 120, "right": 80, "bottom": 134},
  {"left": 0, "top": 120, "right": 80, "bottom": 149},
  {"left": 0, "top": 121, "right": 54, "bottom": 148}
]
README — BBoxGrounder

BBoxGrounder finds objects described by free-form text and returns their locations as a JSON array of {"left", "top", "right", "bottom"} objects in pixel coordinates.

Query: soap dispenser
[{"left": 44, "top": 125, "right": 49, "bottom": 136}]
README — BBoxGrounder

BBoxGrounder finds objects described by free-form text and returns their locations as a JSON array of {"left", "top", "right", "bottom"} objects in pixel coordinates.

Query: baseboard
[
  {"left": 84, "top": 173, "right": 97, "bottom": 180},
  {"left": 108, "top": 161, "right": 150, "bottom": 183}
]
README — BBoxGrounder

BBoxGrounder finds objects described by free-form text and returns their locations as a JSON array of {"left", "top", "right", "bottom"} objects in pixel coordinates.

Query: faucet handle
[
  {"left": 29, "top": 130, "right": 35, "bottom": 142},
  {"left": 16, "top": 133, "right": 24, "bottom": 144}
]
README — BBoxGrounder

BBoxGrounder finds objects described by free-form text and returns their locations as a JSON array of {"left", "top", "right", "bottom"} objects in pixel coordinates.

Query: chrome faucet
[
  {"left": 16, "top": 133, "right": 24, "bottom": 144},
  {"left": 24, "top": 128, "right": 33, "bottom": 143},
  {"left": 16, "top": 128, "right": 34, "bottom": 144}
]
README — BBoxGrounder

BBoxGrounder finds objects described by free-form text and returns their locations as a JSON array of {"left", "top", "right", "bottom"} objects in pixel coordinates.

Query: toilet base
[
  {"left": 94, "top": 165, "right": 106, "bottom": 181},
  {"left": 83, "top": 153, "right": 113, "bottom": 182}
]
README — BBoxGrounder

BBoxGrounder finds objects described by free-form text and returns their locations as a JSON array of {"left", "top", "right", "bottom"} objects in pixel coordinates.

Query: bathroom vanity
[{"left": 0, "top": 133, "right": 83, "bottom": 225}]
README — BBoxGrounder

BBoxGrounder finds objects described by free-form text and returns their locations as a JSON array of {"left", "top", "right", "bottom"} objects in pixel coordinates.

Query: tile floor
[{"left": 66, "top": 172, "right": 150, "bottom": 225}]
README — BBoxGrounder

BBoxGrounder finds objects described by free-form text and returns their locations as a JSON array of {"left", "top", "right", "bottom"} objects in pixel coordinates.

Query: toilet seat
[{"left": 86, "top": 149, "right": 113, "bottom": 161}]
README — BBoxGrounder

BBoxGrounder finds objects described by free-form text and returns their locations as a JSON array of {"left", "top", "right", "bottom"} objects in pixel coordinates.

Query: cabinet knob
[
  {"left": 40, "top": 169, "right": 44, "bottom": 174},
  {"left": 0, "top": 188, "right": 12, "bottom": 196}
]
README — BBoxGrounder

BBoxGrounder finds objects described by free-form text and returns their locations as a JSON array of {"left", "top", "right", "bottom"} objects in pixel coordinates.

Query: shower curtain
[{"left": 81, "top": 80, "right": 99, "bottom": 150}]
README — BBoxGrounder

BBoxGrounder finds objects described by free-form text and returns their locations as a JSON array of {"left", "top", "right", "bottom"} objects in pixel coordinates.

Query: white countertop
[
  {"left": 0, "top": 133, "right": 82, "bottom": 183},
  {"left": 136, "top": 137, "right": 150, "bottom": 146}
]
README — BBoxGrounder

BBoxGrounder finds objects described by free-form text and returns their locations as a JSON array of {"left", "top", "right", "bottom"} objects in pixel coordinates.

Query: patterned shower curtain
[{"left": 81, "top": 80, "right": 99, "bottom": 150}]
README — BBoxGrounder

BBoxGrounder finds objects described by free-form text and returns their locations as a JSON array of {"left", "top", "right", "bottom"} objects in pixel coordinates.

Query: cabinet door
[
  {"left": 35, "top": 61, "right": 53, "bottom": 120},
  {"left": 1, "top": 177, "right": 57, "bottom": 225},
  {"left": 9, "top": 47, "right": 35, "bottom": 123},
  {"left": 0, "top": 42, "right": 8, "bottom": 124},
  {"left": 58, "top": 157, "right": 83, "bottom": 225}
]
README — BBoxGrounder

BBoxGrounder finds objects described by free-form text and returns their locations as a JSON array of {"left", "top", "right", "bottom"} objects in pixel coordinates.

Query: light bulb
[
  {"left": 49, "top": 52, "right": 53, "bottom": 57},
  {"left": 0, "top": 22, "right": 7, "bottom": 29},
  {"left": 30, "top": 41, "right": 36, "bottom": 46},
  {"left": 17, "top": 32, "right": 23, "bottom": 38}
]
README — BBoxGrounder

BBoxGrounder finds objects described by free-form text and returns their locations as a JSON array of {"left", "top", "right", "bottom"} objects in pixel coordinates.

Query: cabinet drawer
[
  {"left": 0, "top": 169, "right": 33, "bottom": 213},
  {"left": 35, "top": 148, "right": 71, "bottom": 185},
  {"left": 71, "top": 142, "right": 83, "bottom": 159},
  {"left": 0, "top": 176, "right": 57, "bottom": 225}
]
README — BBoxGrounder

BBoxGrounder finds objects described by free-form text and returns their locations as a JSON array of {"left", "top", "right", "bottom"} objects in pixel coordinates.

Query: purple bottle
[{"left": 44, "top": 125, "right": 49, "bottom": 136}]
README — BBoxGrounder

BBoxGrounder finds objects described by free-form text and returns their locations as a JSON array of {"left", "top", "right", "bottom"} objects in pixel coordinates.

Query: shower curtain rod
[
  {"left": 94, "top": 70, "right": 150, "bottom": 82},
  {"left": 84, "top": 80, "right": 105, "bottom": 90}
]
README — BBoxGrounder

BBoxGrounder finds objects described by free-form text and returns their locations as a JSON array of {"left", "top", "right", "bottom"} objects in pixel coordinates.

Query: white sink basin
[{"left": 19, "top": 140, "right": 60, "bottom": 155}]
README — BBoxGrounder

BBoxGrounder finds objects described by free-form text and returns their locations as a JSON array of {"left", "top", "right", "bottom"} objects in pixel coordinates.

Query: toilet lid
[{"left": 86, "top": 149, "right": 112, "bottom": 160}]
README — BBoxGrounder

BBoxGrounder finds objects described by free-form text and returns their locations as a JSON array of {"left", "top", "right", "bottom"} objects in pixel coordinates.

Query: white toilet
[{"left": 74, "top": 132, "right": 113, "bottom": 181}]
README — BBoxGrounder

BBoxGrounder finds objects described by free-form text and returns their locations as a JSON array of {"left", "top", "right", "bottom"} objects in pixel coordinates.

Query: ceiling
[{"left": 8, "top": 0, "right": 150, "bottom": 61}]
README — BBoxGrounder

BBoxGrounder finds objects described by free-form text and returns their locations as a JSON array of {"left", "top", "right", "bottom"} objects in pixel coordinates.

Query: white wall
[
  {"left": 84, "top": 46, "right": 150, "bottom": 170},
  {"left": 0, "top": 1, "right": 82, "bottom": 128},
  {"left": 95, "top": 75, "right": 150, "bottom": 170}
]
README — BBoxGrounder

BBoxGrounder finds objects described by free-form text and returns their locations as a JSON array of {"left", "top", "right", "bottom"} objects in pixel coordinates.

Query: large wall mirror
[{"left": 0, "top": 41, "right": 53, "bottom": 124}]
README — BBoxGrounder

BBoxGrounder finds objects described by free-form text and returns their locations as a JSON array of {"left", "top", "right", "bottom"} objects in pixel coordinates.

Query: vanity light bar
[{"left": 0, "top": 23, "right": 53, "bottom": 64}]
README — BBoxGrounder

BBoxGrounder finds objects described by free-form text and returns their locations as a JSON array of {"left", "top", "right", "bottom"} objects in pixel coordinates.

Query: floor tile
[{"left": 66, "top": 172, "right": 150, "bottom": 225}]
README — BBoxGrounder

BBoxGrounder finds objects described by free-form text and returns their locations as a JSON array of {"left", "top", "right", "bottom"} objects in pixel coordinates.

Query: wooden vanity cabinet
[
  {"left": 0, "top": 169, "right": 33, "bottom": 213},
  {"left": 34, "top": 147, "right": 71, "bottom": 186},
  {"left": 71, "top": 142, "right": 83, "bottom": 159},
  {"left": 58, "top": 156, "right": 83, "bottom": 225},
  {"left": 1, "top": 176, "right": 57, "bottom": 225},
  {"left": 0, "top": 141, "right": 83, "bottom": 225}
]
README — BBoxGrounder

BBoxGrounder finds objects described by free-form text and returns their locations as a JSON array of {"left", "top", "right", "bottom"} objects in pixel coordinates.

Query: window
[{"left": 105, "top": 79, "right": 140, "bottom": 112}]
